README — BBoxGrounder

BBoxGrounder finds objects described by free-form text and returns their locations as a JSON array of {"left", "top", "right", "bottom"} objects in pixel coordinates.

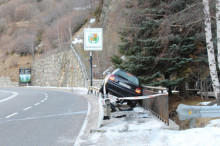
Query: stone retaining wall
[
  {"left": 32, "top": 49, "right": 85, "bottom": 87},
  {"left": 0, "top": 77, "right": 18, "bottom": 87}
]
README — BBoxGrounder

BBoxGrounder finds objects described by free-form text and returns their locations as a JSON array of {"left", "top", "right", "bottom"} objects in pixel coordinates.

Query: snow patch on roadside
[
  {"left": 85, "top": 106, "right": 220, "bottom": 146},
  {"left": 197, "top": 101, "right": 211, "bottom": 106},
  {"left": 72, "top": 38, "right": 83, "bottom": 45}
]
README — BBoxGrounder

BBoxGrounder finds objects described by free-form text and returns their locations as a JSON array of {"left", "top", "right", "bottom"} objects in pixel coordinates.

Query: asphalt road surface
[{"left": 0, "top": 87, "right": 88, "bottom": 146}]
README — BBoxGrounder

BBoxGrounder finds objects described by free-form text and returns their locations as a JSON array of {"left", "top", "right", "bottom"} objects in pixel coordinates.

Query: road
[{"left": 0, "top": 88, "right": 88, "bottom": 146}]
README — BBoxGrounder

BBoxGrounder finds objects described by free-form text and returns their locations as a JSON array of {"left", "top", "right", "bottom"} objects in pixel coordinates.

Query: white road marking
[
  {"left": 74, "top": 102, "right": 91, "bottom": 146},
  {"left": 0, "top": 90, "right": 18, "bottom": 103},
  {"left": 42, "top": 92, "right": 48, "bottom": 97},
  {"left": 41, "top": 100, "right": 45, "bottom": 103},
  {"left": 5, "top": 113, "right": 18, "bottom": 119},
  {"left": 1, "top": 111, "right": 87, "bottom": 124},
  {"left": 23, "top": 106, "right": 32, "bottom": 111},
  {"left": 35, "top": 103, "right": 40, "bottom": 106}
]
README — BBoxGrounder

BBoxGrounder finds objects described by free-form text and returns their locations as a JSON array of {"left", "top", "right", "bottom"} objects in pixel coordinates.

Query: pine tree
[{"left": 112, "top": 0, "right": 207, "bottom": 97}]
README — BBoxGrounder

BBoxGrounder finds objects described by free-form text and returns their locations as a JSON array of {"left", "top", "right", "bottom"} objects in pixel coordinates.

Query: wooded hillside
[{"left": 0, "top": 0, "right": 101, "bottom": 61}]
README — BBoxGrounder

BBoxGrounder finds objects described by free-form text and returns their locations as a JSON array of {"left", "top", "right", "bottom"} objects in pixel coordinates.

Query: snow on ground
[
  {"left": 197, "top": 101, "right": 211, "bottom": 106},
  {"left": 197, "top": 101, "right": 218, "bottom": 106},
  {"left": 90, "top": 18, "right": 96, "bottom": 24},
  {"left": 84, "top": 106, "right": 220, "bottom": 146},
  {"left": 72, "top": 38, "right": 83, "bottom": 45},
  {"left": 24, "top": 87, "right": 220, "bottom": 145}
]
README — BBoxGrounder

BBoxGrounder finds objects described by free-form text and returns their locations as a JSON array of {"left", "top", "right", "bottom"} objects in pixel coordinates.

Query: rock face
[
  {"left": 0, "top": 77, "right": 18, "bottom": 87},
  {"left": 92, "top": 0, "right": 126, "bottom": 75},
  {"left": 32, "top": 49, "right": 86, "bottom": 87}
]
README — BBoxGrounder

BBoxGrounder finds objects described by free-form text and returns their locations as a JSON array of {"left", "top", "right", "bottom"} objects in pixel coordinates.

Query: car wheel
[
  {"left": 117, "top": 100, "right": 137, "bottom": 111},
  {"left": 127, "top": 100, "right": 137, "bottom": 108}
]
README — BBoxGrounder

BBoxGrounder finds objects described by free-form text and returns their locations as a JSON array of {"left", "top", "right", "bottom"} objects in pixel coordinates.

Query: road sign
[
  {"left": 84, "top": 28, "right": 103, "bottom": 51},
  {"left": 19, "top": 68, "right": 31, "bottom": 83}
]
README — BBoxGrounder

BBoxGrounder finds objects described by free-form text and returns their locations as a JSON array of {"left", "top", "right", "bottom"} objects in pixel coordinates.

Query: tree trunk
[
  {"left": 203, "top": 0, "right": 220, "bottom": 104},
  {"left": 216, "top": 0, "right": 220, "bottom": 105},
  {"left": 216, "top": 0, "right": 220, "bottom": 69},
  {"left": 168, "top": 87, "right": 173, "bottom": 96},
  {"left": 178, "top": 80, "right": 189, "bottom": 98}
]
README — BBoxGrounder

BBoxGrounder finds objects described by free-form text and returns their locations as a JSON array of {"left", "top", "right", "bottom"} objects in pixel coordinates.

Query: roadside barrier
[
  {"left": 88, "top": 86, "right": 169, "bottom": 125},
  {"left": 87, "top": 86, "right": 104, "bottom": 128},
  {"left": 139, "top": 86, "right": 169, "bottom": 125},
  {"left": 177, "top": 104, "right": 220, "bottom": 128},
  {"left": 87, "top": 86, "right": 100, "bottom": 96}
]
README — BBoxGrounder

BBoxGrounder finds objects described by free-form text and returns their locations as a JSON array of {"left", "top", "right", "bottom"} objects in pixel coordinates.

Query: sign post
[
  {"left": 84, "top": 28, "right": 103, "bottom": 86},
  {"left": 90, "top": 51, "right": 93, "bottom": 86}
]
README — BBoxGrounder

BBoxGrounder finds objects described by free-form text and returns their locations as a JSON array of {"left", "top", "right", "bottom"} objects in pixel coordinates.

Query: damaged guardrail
[
  {"left": 88, "top": 86, "right": 169, "bottom": 125},
  {"left": 143, "top": 86, "right": 167, "bottom": 94},
  {"left": 176, "top": 104, "right": 220, "bottom": 128},
  {"left": 87, "top": 86, "right": 100, "bottom": 96},
  {"left": 87, "top": 86, "right": 105, "bottom": 128},
  {"left": 140, "top": 86, "right": 169, "bottom": 125}
]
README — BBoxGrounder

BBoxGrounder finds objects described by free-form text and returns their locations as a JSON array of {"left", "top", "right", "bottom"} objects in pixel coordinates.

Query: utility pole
[{"left": 90, "top": 51, "right": 93, "bottom": 86}]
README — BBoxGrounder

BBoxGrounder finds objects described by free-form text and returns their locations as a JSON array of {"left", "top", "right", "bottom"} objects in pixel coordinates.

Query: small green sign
[{"left": 19, "top": 68, "right": 31, "bottom": 83}]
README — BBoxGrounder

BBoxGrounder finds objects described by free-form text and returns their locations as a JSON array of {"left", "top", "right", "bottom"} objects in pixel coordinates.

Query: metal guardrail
[
  {"left": 88, "top": 86, "right": 169, "bottom": 125},
  {"left": 176, "top": 104, "right": 220, "bottom": 128},
  {"left": 71, "top": 43, "right": 88, "bottom": 88},
  {"left": 88, "top": 86, "right": 100, "bottom": 96},
  {"left": 141, "top": 86, "right": 169, "bottom": 125},
  {"left": 143, "top": 86, "right": 167, "bottom": 94},
  {"left": 87, "top": 86, "right": 104, "bottom": 128}
]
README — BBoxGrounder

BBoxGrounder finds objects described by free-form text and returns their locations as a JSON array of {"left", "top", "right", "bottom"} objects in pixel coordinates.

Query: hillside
[{"left": 0, "top": 0, "right": 103, "bottom": 82}]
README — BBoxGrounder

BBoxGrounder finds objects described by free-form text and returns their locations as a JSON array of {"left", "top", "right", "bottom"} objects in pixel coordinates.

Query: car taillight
[
  {"left": 135, "top": 88, "right": 141, "bottom": 94},
  {"left": 109, "top": 75, "right": 115, "bottom": 81}
]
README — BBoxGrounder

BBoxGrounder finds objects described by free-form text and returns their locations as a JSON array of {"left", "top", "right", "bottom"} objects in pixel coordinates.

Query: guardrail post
[
  {"left": 105, "top": 98, "right": 111, "bottom": 119},
  {"left": 217, "top": 93, "right": 220, "bottom": 105},
  {"left": 190, "top": 118, "right": 196, "bottom": 128}
]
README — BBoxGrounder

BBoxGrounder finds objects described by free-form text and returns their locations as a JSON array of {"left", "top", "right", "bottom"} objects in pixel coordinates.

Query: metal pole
[
  {"left": 105, "top": 98, "right": 111, "bottom": 119},
  {"left": 90, "top": 51, "right": 93, "bottom": 86},
  {"left": 71, "top": 67, "right": 73, "bottom": 92},
  {"left": 190, "top": 118, "right": 196, "bottom": 128}
]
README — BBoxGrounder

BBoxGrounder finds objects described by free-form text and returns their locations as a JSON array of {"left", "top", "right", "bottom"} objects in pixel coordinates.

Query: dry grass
[{"left": 0, "top": 54, "right": 34, "bottom": 82}]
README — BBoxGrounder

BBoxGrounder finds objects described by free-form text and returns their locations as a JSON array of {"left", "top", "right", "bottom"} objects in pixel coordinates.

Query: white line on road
[
  {"left": 74, "top": 102, "right": 91, "bottom": 146},
  {"left": 42, "top": 92, "right": 48, "bottom": 98},
  {"left": 23, "top": 106, "right": 32, "bottom": 111},
  {"left": 0, "top": 90, "right": 18, "bottom": 103},
  {"left": 41, "top": 100, "right": 45, "bottom": 103},
  {"left": 5, "top": 113, "right": 18, "bottom": 119},
  {"left": 1, "top": 111, "right": 87, "bottom": 124},
  {"left": 35, "top": 103, "right": 40, "bottom": 106}
]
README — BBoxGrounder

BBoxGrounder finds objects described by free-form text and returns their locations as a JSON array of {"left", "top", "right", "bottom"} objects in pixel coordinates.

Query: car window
[{"left": 116, "top": 70, "right": 139, "bottom": 85}]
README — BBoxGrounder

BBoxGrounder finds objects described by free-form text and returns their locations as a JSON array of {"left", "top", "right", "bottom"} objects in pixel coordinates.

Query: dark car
[{"left": 100, "top": 69, "right": 142, "bottom": 97}]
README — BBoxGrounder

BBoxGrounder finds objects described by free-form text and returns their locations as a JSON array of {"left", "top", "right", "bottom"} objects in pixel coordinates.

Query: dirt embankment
[{"left": 0, "top": 54, "right": 34, "bottom": 82}]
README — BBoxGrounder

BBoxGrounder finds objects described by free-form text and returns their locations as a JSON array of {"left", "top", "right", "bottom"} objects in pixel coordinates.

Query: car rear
[{"left": 105, "top": 69, "right": 142, "bottom": 97}]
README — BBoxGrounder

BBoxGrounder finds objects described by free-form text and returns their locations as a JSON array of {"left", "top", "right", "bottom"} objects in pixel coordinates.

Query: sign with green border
[{"left": 19, "top": 68, "right": 31, "bottom": 83}]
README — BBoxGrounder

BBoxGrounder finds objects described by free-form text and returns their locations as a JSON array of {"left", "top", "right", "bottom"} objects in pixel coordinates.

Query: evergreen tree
[{"left": 112, "top": 0, "right": 207, "bottom": 97}]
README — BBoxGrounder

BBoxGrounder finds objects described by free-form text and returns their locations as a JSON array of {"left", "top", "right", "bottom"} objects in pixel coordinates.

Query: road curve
[{"left": 0, "top": 87, "right": 88, "bottom": 146}]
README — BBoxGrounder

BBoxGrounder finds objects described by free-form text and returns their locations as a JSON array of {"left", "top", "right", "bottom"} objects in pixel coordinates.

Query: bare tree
[
  {"left": 217, "top": 0, "right": 220, "bottom": 69},
  {"left": 203, "top": 0, "right": 220, "bottom": 104}
]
